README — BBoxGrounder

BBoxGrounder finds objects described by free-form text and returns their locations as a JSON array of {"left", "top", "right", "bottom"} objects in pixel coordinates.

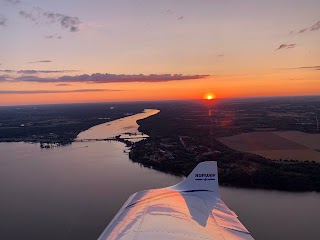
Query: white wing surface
[{"left": 98, "top": 161, "right": 254, "bottom": 240}]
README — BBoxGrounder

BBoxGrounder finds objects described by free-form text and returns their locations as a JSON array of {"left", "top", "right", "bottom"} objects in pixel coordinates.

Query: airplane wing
[{"left": 98, "top": 161, "right": 254, "bottom": 240}]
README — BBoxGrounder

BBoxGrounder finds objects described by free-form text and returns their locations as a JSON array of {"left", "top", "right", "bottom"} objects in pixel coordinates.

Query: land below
[
  {"left": 130, "top": 96, "right": 320, "bottom": 192},
  {"left": 1, "top": 96, "right": 320, "bottom": 191},
  {"left": 0, "top": 102, "right": 145, "bottom": 146}
]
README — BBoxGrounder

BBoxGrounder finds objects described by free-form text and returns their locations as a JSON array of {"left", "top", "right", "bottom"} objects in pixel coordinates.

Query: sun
[{"left": 204, "top": 93, "right": 216, "bottom": 100}]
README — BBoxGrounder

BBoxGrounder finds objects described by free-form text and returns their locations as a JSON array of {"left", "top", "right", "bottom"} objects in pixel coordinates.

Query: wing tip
[{"left": 168, "top": 161, "right": 220, "bottom": 195}]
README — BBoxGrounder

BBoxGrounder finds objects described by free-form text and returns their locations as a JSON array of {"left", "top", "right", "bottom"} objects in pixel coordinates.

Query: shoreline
[
  {"left": 0, "top": 109, "right": 159, "bottom": 148},
  {"left": 128, "top": 110, "right": 320, "bottom": 192},
  {"left": 1, "top": 107, "right": 319, "bottom": 193}
]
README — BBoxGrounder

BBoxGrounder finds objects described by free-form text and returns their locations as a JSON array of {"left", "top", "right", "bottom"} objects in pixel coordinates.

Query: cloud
[
  {"left": 289, "top": 78, "right": 305, "bottom": 81},
  {"left": 0, "top": 69, "right": 77, "bottom": 74},
  {"left": 294, "top": 66, "right": 320, "bottom": 70},
  {"left": 5, "top": 0, "right": 21, "bottom": 4},
  {"left": 0, "top": 16, "right": 7, "bottom": 26},
  {"left": 42, "top": 11, "right": 81, "bottom": 32},
  {"left": 28, "top": 60, "right": 52, "bottom": 64},
  {"left": 297, "top": 28, "right": 308, "bottom": 34},
  {"left": 0, "top": 89, "right": 121, "bottom": 95},
  {"left": 19, "top": 10, "right": 38, "bottom": 23},
  {"left": 19, "top": 8, "right": 81, "bottom": 32},
  {"left": 281, "top": 66, "right": 320, "bottom": 71},
  {"left": 12, "top": 73, "right": 209, "bottom": 84},
  {"left": 55, "top": 83, "right": 71, "bottom": 86},
  {"left": 17, "top": 69, "right": 77, "bottom": 74},
  {"left": 276, "top": 44, "right": 296, "bottom": 50},
  {"left": 310, "top": 20, "right": 320, "bottom": 31},
  {"left": 178, "top": 16, "right": 184, "bottom": 20},
  {"left": 293, "top": 20, "right": 320, "bottom": 34},
  {"left": 45, "top": 34, "right": 62, "bottom": 39},
  {"left": 0, "top": 69, "right": 15, "bottom": 73},
  {"left": 0, "top": 75, "right": 8, "bottom": 81}
]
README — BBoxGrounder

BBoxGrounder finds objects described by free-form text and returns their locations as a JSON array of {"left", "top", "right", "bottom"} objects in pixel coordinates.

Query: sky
[{"left": 0, "top": 0, "right": 319, "bottom": 105}]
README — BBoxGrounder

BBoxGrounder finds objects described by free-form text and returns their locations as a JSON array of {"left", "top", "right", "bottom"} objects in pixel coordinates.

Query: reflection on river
[
  {"left": 77, "top": 109, "right": 159, "bottom": 141},
  {"left": 0, "top": 109, "right": 319, "bottom": 240}
]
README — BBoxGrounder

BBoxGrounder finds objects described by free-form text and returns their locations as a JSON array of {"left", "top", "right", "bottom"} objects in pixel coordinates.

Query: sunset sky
[{"left": 0, "top": 0, "right": 319, "bottom": 105}]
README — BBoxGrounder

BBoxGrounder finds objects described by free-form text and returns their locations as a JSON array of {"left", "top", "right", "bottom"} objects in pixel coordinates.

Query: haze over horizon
[{"left": 0, "top": 0, "right": 319, "bottom": 105}]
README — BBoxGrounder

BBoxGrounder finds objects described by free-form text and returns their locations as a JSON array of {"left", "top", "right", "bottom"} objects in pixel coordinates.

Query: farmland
[{"left": 218, "top": 131, "right": 320, "bottom": 162}]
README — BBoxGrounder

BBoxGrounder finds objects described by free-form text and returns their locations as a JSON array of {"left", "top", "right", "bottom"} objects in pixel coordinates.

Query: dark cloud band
[{"left": 11, "top": 73, "right": 209, "bottom": 84}]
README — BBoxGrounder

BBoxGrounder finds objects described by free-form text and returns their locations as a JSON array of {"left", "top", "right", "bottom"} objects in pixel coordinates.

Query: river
[{"left": 0, "top": 109, "right": 319, "bottom": 240}]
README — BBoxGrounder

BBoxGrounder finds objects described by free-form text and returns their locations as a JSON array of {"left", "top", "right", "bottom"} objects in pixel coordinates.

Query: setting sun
[{"left": 205, "top": 93, "right": 216, "bottom": 100}]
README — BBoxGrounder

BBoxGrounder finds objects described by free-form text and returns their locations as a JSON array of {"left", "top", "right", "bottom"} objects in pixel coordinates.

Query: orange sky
[
  {"left": 1, "top": 72, "right": 320, "bottom": 105},
  {"left": 0, "top": 0, "right": 319, "bottom": 105}
]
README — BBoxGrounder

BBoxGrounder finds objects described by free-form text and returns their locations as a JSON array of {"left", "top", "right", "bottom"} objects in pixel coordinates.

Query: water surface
[{"left": 77, "top": 109, "right": 159, "bottom": 140}]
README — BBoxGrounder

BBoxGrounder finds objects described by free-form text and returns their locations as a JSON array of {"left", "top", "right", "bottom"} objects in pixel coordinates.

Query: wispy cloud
[
  {"left": 17, "top": 69, "right": 78, "bottom": 74},
  {"left": 55, "top": 83, "right": 71, "bottom": 86},
  {"left": 19, "top": 10, "right": 38, "bottom": 23},
  {"left": 28, "top": 60, "right": 52, "bottom": 64},
  {"left": 18, "top": 7, "right": 81, "bottom": 32},
  {"left": 292, "top": 20, "right": 320, "bottom": 34},
  {"left": 279, "top": 66, "right": 320, "bottom": 71},
  {"left": 289, "top": 78, "right": 305, "bottom": 81},
  {"left": 0, "top": 16, "right": 7, "bottom": 26},
  {"left": 11, "top": 73, "right": 209, "bottom": 84},
  {"left": 294, "top": 66, "right": 320, "bottom": 70},
  {"left": 0, "top": 89, "right": 121, "bottom": 95},
  {"left": 45, "top": 34, "right": 62, "bottom": 40},
  {"left": 297, "top": 28, "right": 308, "bottom": 34},
  {"left": 0, "top": 75, "right": 8, "bottom": 81},
  {"left": 43, "top": 10, "right": 81, "bottom": 32},
  {"left": 177, "top": 16, "right": 184, "bottom": 20},
  {"left": 276, "top": 44, "right": 296, "bottom": 51},
  {"left": 1, "top": 69, "right": 78, "bottom": 74},
  {"left": 5, "top": 0, "right": 21, "bottom": 4},
  {"left": 310, "top": 20, "right": 320, "bottom": 31},
  {"left": 0, "top": 70, "right": 15, "bottom": 73}
]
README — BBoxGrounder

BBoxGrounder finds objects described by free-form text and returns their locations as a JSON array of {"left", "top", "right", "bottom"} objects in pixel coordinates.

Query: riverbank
[
  {"left": 0, "top": 103, "right": 147, "bottom": 146},
  {"left": 129, "top": 107, "right": 320, "bottom": 192}
]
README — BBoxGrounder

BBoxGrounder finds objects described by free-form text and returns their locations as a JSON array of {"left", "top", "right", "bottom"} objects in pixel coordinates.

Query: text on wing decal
[{"left": 195, "top": 173, "right": 215, "bottom": 181}]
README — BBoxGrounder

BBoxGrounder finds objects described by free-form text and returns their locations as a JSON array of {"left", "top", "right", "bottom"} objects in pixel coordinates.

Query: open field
[
  {"left": 273, "top": 131, "right": 320, "bottom": 149},
  {"left": 218, "top": 131, "right": 320, "bottom": 162}
]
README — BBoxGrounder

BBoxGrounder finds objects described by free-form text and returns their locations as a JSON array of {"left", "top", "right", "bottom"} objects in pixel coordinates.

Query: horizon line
[{"left": 1, "top": 94, "right": 320, "bottom": 107}]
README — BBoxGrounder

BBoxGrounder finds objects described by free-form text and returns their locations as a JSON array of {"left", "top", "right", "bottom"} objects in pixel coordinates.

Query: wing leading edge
[{"left": 98, "top": 161, "right": 254, "bottom": 240}]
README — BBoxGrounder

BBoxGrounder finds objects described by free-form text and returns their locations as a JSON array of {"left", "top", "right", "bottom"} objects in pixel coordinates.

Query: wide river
[{"left": 0, "top": 109, "right": 319, "bottom": 240}]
